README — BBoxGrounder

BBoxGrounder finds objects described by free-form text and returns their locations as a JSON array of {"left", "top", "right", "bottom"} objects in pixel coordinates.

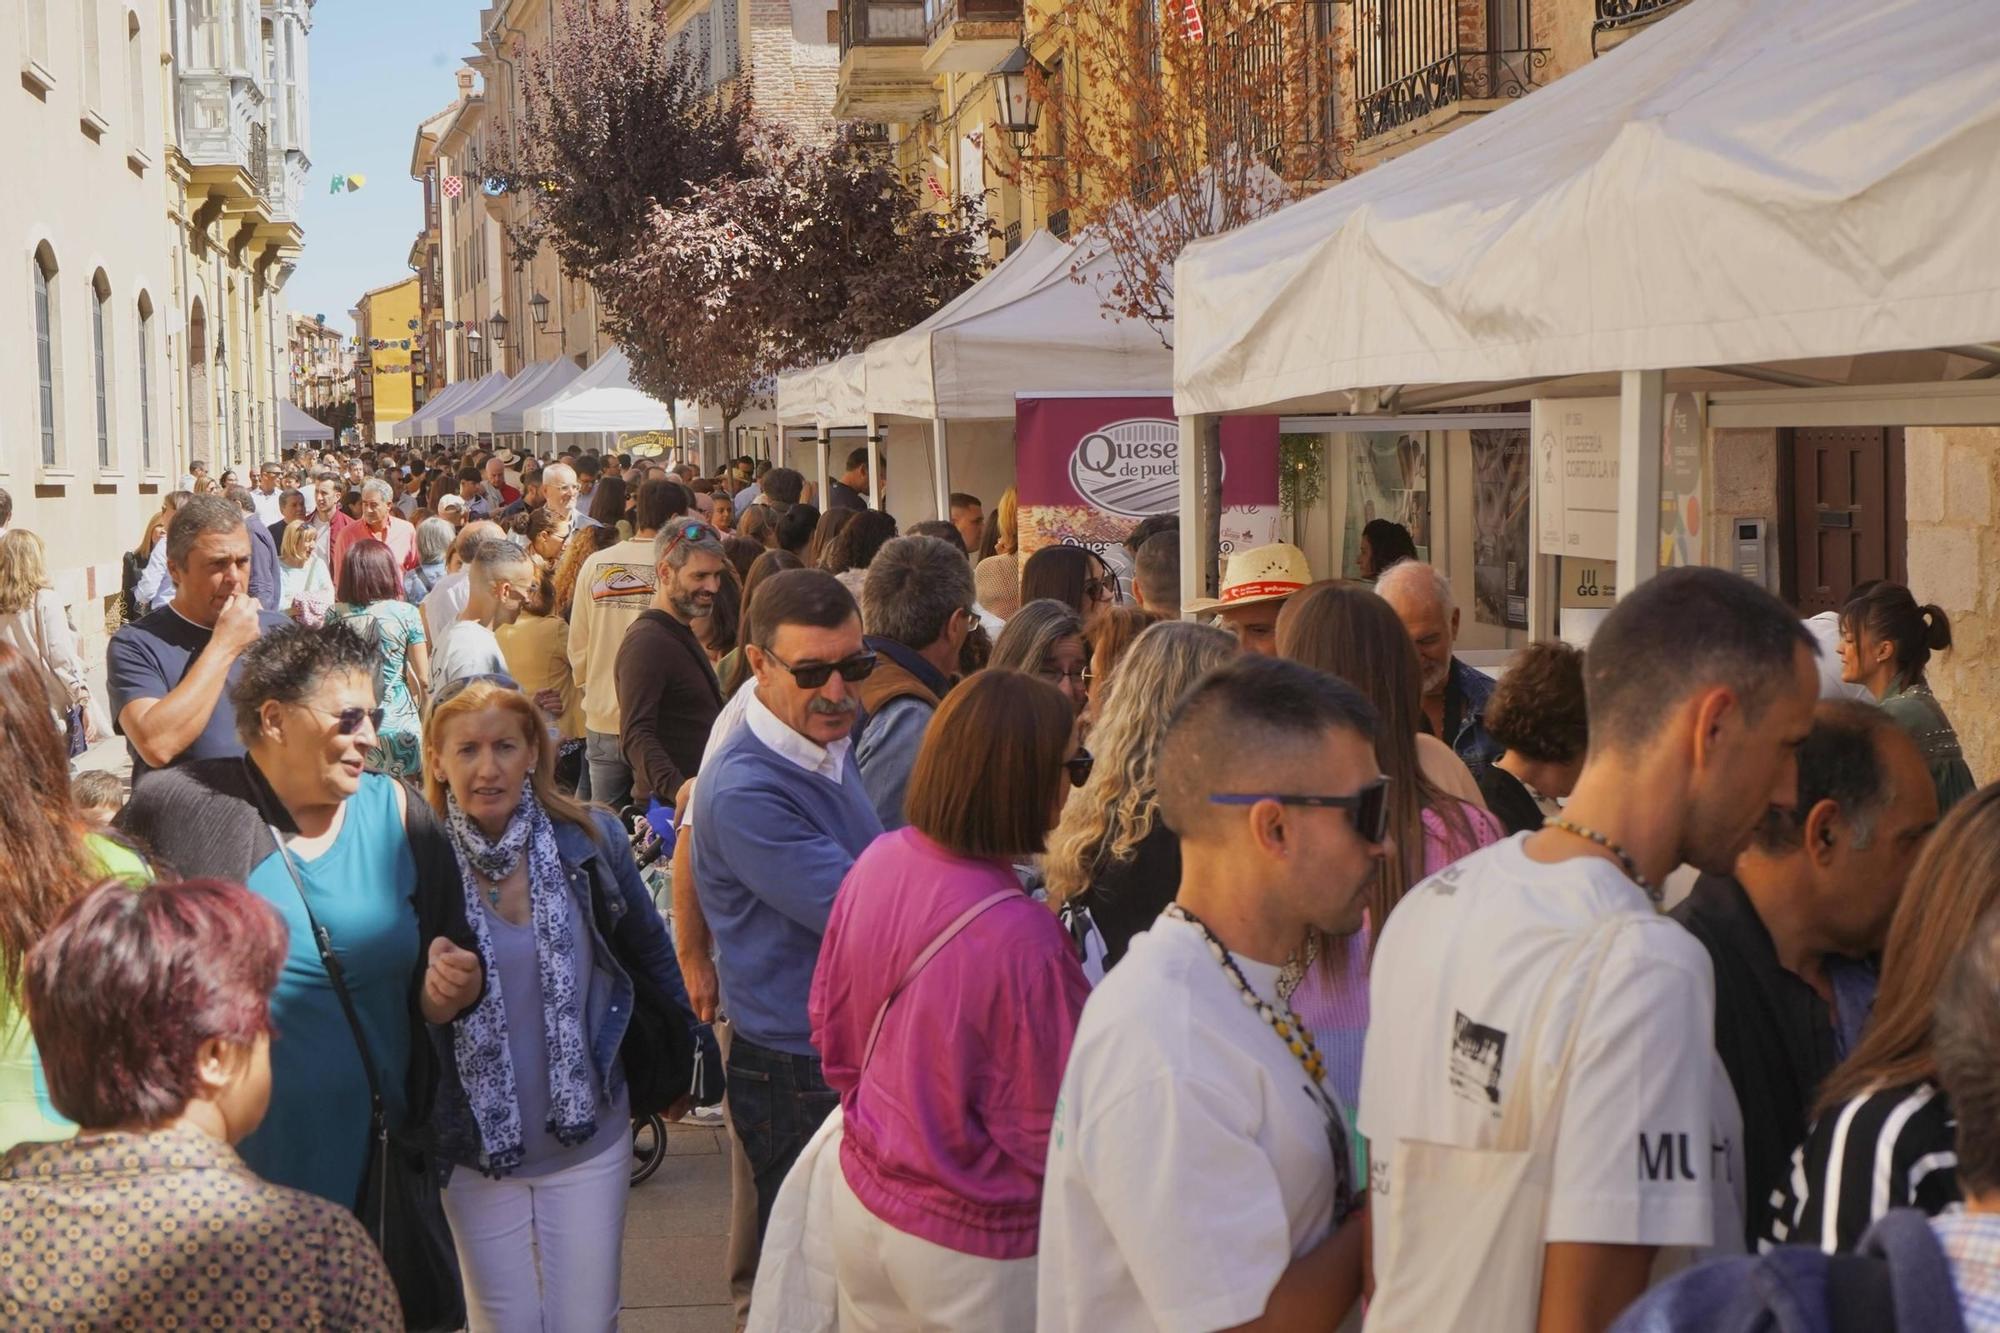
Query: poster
[
  {"left": 1014, "top": 397, "right": 1281, "bottom": 588},
  {"left": 1660, "top": 391, "right": 1704, "bottom": 568},
  {"left": 1341, "top": 432, "right": 1430, "bottom": 579},
  {"left": 1471, "top": 428, "right": 1531, "bottom": 630},
  {"left": 1534, "top": 397, "right": 1620, "bottom": 560}
]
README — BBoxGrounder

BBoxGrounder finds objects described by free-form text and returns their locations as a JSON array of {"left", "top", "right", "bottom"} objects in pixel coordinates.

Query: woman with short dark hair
[
  {"left": 1473, "top": 639, "right": 1589, "bottom": 835},
  {"left": 0, "top": 878, "right": 401, "bottom": 1326},
  {"left": 991, "top": 600, "right": 1090, "bottom": 715},
  {"left": 327, "top": 537, "right": 430, "bottom": 779},
  {"left": 810, "top": 670, "right": 1092, "bottom": 1328}
]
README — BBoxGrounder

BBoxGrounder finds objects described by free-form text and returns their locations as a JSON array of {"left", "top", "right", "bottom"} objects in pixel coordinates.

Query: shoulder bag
[
  {"left": 262, "top": 818, "right": 466, "bottom": 1333},
  {"left": 585, "top": 844, "right": 708, "bottom": 1118},
  {"left": 864, "top": 888, "right": 1019, "bottom": 1070},
  {"left": 1364, "top": 915, "right": 1632, "bottom": 1333},
  {"left": 28, "top": 594, "right": 87, "bottom": 758}
]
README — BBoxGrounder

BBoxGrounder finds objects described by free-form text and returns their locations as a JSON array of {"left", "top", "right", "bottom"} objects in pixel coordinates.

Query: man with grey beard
[
  {"left": 688, "top": 569, "right": 885, "bottom": 1242},
  {"left": 1377, "top": 559, "right": 1500, "bottom": 765}
]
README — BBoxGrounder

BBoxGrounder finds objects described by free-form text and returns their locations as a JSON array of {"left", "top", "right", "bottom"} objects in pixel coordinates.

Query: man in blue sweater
[{"left": 690, "top": 568, "right": 884, "bottom": 1239}]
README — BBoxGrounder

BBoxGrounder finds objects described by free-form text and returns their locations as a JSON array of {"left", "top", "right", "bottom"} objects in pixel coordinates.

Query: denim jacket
[
  {"left": 425, "top": 806, "right": 693, "bottom": 1178},
  {"left": 1447, "top": 657, "right": 1502, "bottom": 766}
]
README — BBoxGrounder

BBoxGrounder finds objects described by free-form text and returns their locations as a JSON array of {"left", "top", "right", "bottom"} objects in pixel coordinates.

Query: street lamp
[
  {"left": 490, "top": 312, "right": 510, "bottom": 371},
  {"left": 529, "top": 291, "right": 551, "bottom": 329},
  {"left": 466, "top": 325, "right": 484, "bottom": 377},
  {"left": 993, "top": 46, "right": 1056, "bottom": 160}
]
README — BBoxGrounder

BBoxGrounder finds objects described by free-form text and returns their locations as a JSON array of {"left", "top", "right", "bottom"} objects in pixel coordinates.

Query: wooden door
[{"left": 1788, "top": 427, "right": 1907, "bottom": 614}]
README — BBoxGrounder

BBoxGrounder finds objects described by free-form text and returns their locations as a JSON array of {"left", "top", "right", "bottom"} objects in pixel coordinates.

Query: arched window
[
  {"left": 32, "top": 245, "right": 60, "bottom": 468},
  {"left": 137, "top": 293, "right": 155, "bottom": 472},
  {"left": 91, "top": 270, "right": 114, "bottom": 469}
]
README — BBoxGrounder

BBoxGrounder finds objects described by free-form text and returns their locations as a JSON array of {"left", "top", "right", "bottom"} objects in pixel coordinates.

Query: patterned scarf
[{"left": 444, "top": 783, "right": 598, "bottom": 1172}]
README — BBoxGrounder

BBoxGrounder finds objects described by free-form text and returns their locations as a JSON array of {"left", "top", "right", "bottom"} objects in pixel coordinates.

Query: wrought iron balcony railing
[
  {"left": 1354, "top": 0, "right": 1547, "bottom": 141},
  {"left": 1047, "top": 208, "right": 1070, "bottom": 240},
  {"left": 1003, "top": 220, "right": 1023, "bottom": 254},
  {"left": 840, "top": 0, "right": 927, "bottom": 55},
  {"left": 1595, "top": 0, "right": 1691, "bottom": 34},
  {"left": 1210, "top": 0, "right": 1343, "bottom": 180},
  {"left": 922, "top": 0, "right": 1021, "bottom": 47}
]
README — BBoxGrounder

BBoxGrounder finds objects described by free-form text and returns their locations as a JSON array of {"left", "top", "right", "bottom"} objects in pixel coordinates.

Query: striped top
[{"left": 1760, "top": 1079, "right": 1961, "bottom": 1254}]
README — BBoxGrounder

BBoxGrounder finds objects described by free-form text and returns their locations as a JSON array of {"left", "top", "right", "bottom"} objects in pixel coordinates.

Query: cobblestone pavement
[{"left": 621, "top": 1122, "right": 736, "bottom": 1331}]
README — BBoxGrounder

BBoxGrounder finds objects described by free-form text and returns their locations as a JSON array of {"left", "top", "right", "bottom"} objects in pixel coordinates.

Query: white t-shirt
[
  {"left": 1358, "top": 834, "right": 1744, "bottom": 1279},
  {"left": 420, "top": 570, "right": 470, "bottom": 644},
  {"left": 1037, "top": 915, "right": 1352, "bottom": 1333},
  {"left": 430, "top": 619, "right": 509, "bottom": 695}
]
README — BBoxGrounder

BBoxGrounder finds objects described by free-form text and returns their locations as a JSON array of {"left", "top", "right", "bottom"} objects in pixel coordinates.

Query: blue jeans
[
  {"left": 585, "top": 729, "right": 631, "bottom": 812},
  {"left": 726, "top": 1035, "right": 838, "bottom": 1241}
]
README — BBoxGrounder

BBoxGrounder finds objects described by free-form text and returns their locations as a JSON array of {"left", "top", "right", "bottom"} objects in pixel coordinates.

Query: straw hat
[
  {"left": 1182, "top": 543, "right": 1313, "bottom": 615},
  {"left": 975, "top": 552, "right": 1021, "bottom": 620}
]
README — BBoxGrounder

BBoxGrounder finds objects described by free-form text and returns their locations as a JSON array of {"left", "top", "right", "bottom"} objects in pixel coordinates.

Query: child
[{"left": 71, "top": 770, "right": 126, "bottom": 829}]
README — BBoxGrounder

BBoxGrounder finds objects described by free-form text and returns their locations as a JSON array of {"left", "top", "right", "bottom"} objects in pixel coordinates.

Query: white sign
[{"left": 1534, "top": 397, "right": 1620, "bottom": 560}]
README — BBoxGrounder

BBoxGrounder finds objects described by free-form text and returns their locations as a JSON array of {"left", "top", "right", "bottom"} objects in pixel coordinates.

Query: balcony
[
  {"left": 1594, "top": 0, "right": 1691, "bottom": 51},
  {"left": 1210, "top": 0, "right": 1344, "bottom": 183},
  {"left": 835, "top": 0, "right": 934, "bottom": 121},
  {"left": 1353, "top": 0, "right": 1546, "bottom": 154},
  {"left": 178, "top": 71, "right": 267, "bottom": 205},
  {"left": 921, "top": 0, "right": 1021, "bottom": 75}
]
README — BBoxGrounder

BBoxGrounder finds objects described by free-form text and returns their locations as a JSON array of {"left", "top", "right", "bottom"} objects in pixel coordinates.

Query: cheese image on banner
[{"left": 1014, "top": 396, "right": 1281, "bottom": 585}]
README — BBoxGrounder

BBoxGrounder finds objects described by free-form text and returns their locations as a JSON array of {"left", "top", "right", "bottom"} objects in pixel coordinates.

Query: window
[
  {"left": 127, "top": 11, "right": 148, "bottom": 151},
  {"left": 24, "top": 0, "right": 51, "bottom": 75},
  {"left": 81, "top": 0, "right": 104, "bottom": 116},
  {"left": 137, "top": 295, "right": 155, "bottom": 471},
  {"left": 91, "top": 272, "right": 113, "bottom": 468},
  {"left": 32, "top": 246, "right": 59, "bottom": 468}
]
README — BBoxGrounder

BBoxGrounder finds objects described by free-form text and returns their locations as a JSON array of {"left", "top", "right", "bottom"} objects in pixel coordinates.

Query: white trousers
[
  {"left": 441, "top": 1132, "right": 630, "bottom": 1333},
  {"left": 828, "top": 1164, "right": 1038, "bottom": 1333}
]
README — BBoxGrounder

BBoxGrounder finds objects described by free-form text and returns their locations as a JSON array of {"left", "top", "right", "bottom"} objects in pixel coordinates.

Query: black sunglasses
[
  {"left": 1064, "top": 749, "right": 1095, "bottom": 789},
  {"left": 302, "top": 703, "right": 386, "bottom": 737},
  {"left": 763, "top": 650, "right": 878, "bottom": 690},
  {"left": 1083, "top": 572, "right": 1121, "bottom": 604},
  {"left": 432, "top": 672, "right": 523, "bottom": 709},
  {"left": 1209, "top": 776, "right": 1393, "bottom": 845}
]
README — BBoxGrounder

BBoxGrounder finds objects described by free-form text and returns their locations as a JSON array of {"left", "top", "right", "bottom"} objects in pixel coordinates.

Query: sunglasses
[
  {"left": 302, "top": 704, "right": 386, "bottom": 737},
  {"left": 1083, "top": 572, "right": 1121, "bottom": 603},
  {"left": 659, "top": 522, "right": 721, "bottom": 559},
  {"left": 763, "top": 650, "right": 878, "bottom": 690},
  {"left": 432, "top": 671, "right": 523, "bottom": 709},
  {"left": 1064, "top": 749, "right": 1095, "bottom": 789},
  {"left": 1209, "top": 776, "right": 1393, "bottom": 845}
]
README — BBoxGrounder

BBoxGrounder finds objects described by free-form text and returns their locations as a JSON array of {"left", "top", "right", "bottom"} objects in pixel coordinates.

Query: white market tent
[
  {"left": 524, "top": 347, "right": 674, "bottom": 434},
  {"left": 774, "top": 352, "right": 867, "bottom": 430},
  {"left": 434, "top": 370, "right": 515, "bottom": 437},
  {"left": 279, "top": 400, "right": 333, "bottom": 443},
  {"left": 461, "top": 358, "right": 583, "bottom": 437},
  {"left": 1171, "top": 0, "right": 2000, "bottom": 603},
  {"left": 391, "top": 374, "right": 485, "bottom": 441}
]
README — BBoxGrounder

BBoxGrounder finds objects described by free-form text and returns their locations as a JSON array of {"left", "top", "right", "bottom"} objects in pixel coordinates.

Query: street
[{"left": 622, "top": 1123, "right": 735, "bottom": 1332}]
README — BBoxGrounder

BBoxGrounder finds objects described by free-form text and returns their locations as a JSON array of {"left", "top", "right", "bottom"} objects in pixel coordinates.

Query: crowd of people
[{"left": 0, "top": 435, "right": 1991, "bottom": 1333}]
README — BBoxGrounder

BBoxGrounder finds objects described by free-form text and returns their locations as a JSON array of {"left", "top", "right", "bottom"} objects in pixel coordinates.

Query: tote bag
[{"left": 1364, "top": 915, "right": 1631, "bottom": 1333}]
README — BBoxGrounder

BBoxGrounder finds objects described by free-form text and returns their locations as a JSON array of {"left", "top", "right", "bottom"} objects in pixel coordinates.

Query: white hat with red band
[{"left": 1183, "top": 542, "right": 1314, "bottom": 615}]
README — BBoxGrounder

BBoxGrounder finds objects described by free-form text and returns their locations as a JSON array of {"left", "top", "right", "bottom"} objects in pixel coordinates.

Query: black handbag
[
  {"left": 263, "top": 819, "right": 467, "bottom": 1333},
  {"left": 592, "top": 865, "right": 708, "bottom": 1119}
]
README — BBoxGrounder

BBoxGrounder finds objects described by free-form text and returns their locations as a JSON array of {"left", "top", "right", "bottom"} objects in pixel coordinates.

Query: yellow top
[{"left": 497, "top": 612, "right": 585, "bottom": 741}]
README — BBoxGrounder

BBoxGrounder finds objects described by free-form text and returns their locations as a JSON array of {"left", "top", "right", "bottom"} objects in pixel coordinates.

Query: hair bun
[{"left": 1921, "top": 603, "right": 1955, "bottom": 652}]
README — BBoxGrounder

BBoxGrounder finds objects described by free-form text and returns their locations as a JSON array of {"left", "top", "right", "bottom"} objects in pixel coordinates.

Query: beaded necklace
[
  {"left": 1544, "top": 817, "right": 1660, "bottom": 905},
  {"left": 1164, "top": 904, "right": 1327, "bottom": 1085}
]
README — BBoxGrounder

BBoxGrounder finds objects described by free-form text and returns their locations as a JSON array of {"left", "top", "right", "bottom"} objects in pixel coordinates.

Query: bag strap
[
  {"left": 1495, "top": 915, "right": 1631, "bottom": 1153},
  {"left": 861, "top": 889, "right": 1018, "bottom": 1071}
]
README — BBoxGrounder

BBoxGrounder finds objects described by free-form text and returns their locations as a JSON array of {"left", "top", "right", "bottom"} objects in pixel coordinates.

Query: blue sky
[{"left": 288, "top": 0, "right": 487, "bottom": 339}]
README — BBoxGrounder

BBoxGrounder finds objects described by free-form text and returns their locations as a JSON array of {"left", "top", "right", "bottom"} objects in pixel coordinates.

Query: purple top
[{"left": 810, "top": 827, "right": 1091, "bottom": 1260}]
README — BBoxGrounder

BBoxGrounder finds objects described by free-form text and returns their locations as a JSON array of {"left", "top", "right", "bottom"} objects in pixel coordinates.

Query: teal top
[
  {"left": 1880, "top": 681, "right": 1977, "bottom": 814},
  {"left": 326, "top": 599, "right": 427, "bottom": 780},
  {"left": 236, "top": 774, "right": 419, "bottom": 1209}
]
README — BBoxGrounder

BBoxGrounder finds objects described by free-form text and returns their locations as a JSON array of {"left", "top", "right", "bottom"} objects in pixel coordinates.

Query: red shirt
[{"left": 330, "top": 515, "right": 420, "bottom": 593}]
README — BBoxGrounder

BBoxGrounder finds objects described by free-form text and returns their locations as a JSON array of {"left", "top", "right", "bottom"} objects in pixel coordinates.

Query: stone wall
[
  {"left": 1905, "top": 425, "right": 2000, "bottom": 784},
  {"left": 1705, "top": 426, "right": 1780, "bottom": 573}
]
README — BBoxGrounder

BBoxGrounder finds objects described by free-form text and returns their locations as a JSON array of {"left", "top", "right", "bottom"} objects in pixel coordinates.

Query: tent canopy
[
  {"left": 775, "top": 353, "right": 867, "bottom": 427},
  {"left": 523, "top": 348, "right": 673, "bottom": 433},
  {"left": 393, "top": 374, "right": 484, "bottom": 439},
  {"left": 279, "top": 400, "right": 333, "bottom": 443},
  {"left": 434, "top": 370, "right": 514, "bottom": 436},
  {"left": 1172, "top": 0, "right": 2000, "bottom": 417},
  {"left": 463, "top": 358, "right": 583, "bottom": 435}
]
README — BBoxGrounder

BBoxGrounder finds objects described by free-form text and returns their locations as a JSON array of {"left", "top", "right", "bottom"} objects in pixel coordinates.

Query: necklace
[
  {"left": 1164, "top": 905, "right": 1326, "bottom": 1085},
  {"left": 1544, "top": 817, "right": 1660, "bottom": 905},
  {"left": 478, "top": 868, "right": 505, "bottom": 910}
]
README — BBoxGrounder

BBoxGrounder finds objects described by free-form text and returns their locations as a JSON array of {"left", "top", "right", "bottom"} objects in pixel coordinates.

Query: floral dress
[{"left": 327, "top": 598, "right": 427, "bottom": 779}]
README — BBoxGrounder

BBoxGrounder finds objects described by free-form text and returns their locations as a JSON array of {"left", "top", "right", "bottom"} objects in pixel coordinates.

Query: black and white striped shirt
[{"left": 1759, "top": 1080, "right": 1961, "bottom": 1253}]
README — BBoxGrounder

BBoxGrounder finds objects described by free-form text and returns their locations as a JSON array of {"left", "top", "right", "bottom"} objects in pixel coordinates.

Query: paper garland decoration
[
  {"left": 327, "top": 173, "right": 368, "bottom": 194},
  {"left": 1181, "top": 0, "right": 1205, "bottom": 40},
  {"left": 442, "top": 175, "right": 464, "bottom": 199}
]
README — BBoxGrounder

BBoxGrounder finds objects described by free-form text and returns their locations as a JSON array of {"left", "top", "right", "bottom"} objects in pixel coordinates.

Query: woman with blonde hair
[
  {"left": 1081, "top": 606, "right": 1160, "bottom": 721},
  {"left": 974, "top": 487, "right": 1021, "bottom": 619},
  {"left": 1762, "top": 784, "right": 2000, "bottom": 1252},
  {"left": 1045, "top": 619, "right": 1239, "bottom": 977},
  {"left": 277, "top": 520, "right": 333, "bottom": 626},
  {"left": 422, "top": 675, "right": 695, "bottom": 1330},
  {"left": 0, "top": 531, "right": 95, "bottom": 748}
]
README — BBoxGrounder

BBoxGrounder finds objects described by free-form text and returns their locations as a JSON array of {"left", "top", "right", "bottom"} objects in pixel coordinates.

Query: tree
[{"left": 1010, "top": 0, "right": 1350, "bottom": 590}]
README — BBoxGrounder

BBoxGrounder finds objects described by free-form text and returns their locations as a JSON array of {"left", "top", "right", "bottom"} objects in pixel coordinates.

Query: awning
[
  {"left": 393, "top": 374, "right": 484, "bottom": 440},
  {"left": 434, "top": 371, "right": 515, "bottom": 436},
  {"left": 1171, "top": 0, "right": 2000, "bottom": 417},
  {"left": 775, "top": 353, "right": 867, "bottom": 427},
  {"left": 524, "top": 348, "right": 674, "bottom": 433},
  {"left": 461, "top": 358, "right": 583, "bottom": 435},
  {"left": 279, "top": 400, "right": 333, "bottom": 443}
]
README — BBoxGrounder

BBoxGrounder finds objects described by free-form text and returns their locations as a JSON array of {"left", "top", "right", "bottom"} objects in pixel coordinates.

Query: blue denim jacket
[
  {"left": 425, "top": 806, "right": 692, "bottom": 1177},
  {"left": 1448, "top": 657, "right": 1502, "bottom": 766}
]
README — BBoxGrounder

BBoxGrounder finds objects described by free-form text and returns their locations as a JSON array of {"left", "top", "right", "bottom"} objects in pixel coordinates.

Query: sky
[{"left": 287, "top": 0, "right": 489, "bottom": 340}]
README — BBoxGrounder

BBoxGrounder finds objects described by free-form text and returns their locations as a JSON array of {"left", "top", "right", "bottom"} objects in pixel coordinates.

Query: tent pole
[
  {"left": 816, "top": 427, "right": 831, "bottom": 509},
  {"left": 1177, "top": 414, "right": 1213, "bottom": 618},
  {"left": 930, "top": 419, "right": 950, "bottom": 522},
  {"left": 1615, "top": 369, "right": 1665, "bottom": 598},
  {"left": 865, "top": 414, "right": 882, "bottom": 511}
]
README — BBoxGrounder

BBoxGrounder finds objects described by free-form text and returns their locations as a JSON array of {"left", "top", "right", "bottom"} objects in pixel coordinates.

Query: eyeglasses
[
  {"left": 1209, "top": 776, "right": 1393, "bottom": 845},
  {"left": 763, "top": 650, "right": 878, "bottom": 690},
  {"left": 1039, "top": 663, "right": 1090, "bottom": 689},
  {"left": 1064, "top": 749, "right": 1095, "bottom": 788},
  {"left": 659, "top": 521, "right": 721, "bottom": 560},
  {"left": 432, "top": 671, "right": 522, "bottom": 709},
  {"left": 1084, "top": 572, "right": 1121, "bottom": 604},
  {"left": 300, "top": 703, "right": 386, "bottom": 737}
]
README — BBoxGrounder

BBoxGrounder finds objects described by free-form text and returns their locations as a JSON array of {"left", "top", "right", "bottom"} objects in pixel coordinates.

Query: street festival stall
[
  {"left": 280, "top": 400, "right": 333, "bottom": 445},
  {"left": 389, "top": 372, "right": 487, "bottom": 442},
  {"left": 522, "top": 347, "right": 676, "bottom": 454},
  {"left": 432, "top": 369, "right": 515, "bottom": 439},
  {"left": 1171, "top": 0, "right": 2000, "bottom": 630},
  {"left": 460, "top": 358, "right": 582, "bottom": 441}
]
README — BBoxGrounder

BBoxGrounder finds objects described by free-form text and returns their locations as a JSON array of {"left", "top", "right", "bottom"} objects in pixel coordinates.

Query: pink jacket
[{"left": 810, "top": 828, "right": 1090, "bottom": 1260}]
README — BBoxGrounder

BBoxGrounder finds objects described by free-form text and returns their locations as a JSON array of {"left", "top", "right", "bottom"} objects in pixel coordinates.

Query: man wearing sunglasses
[
  {"left": 689, "top": 569, "right": 885, "bottom": 1247},
  {"left": 1040, "top": 655, "right": 1385, "bottom": 1331}
]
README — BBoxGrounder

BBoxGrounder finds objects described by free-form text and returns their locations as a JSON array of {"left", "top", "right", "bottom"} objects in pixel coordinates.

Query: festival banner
[{"left": 1015, "top": 396, "right": 1282, "bottom": 587}]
